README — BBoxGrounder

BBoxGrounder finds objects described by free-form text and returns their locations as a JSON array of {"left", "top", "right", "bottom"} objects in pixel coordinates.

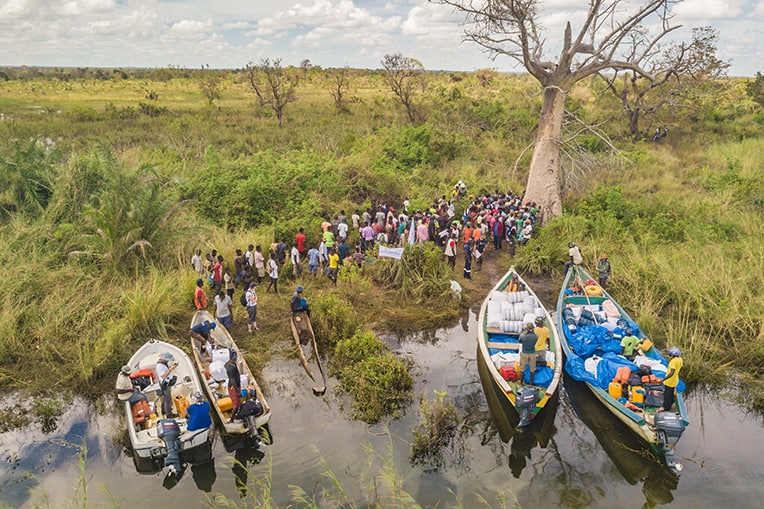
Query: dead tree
[
  {"left": 438, "top": 0, "right": 688, "bottom": 221},
  {"left": 245, "top": 58, "right": 297, "bottom": 129},
  {"left": 328, "top": 66, "right": 352, "bottom": 113},
  {"left": 599, "top": 26, "right": 729, "bottom": 138}
]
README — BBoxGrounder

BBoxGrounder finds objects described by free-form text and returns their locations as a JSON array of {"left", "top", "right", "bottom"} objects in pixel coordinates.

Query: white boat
[
  {"left": 190, "top": 310, "right": 272, "bottom": 451},
  {"left": 120, "top": 339, "right": 212, "bottom": 475}
]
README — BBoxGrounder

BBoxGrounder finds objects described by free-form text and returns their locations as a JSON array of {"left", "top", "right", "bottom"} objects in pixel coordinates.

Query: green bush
[
  {"left": 365, "top": 242, "right": 453, "bottom": 302},
  {"left": 333, "top": 329, "right": 385, "bottom": 374},
  {"left": 339, "top": 352, "right": 413, "bottom": 423},
  {"left": 310, "top": 292, "right": 359, "bottom": 346}
]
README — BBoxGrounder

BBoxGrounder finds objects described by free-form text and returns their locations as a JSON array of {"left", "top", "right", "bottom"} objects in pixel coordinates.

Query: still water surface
[{"left": 1, "top": 310, "right": 762, "bottom": 508}]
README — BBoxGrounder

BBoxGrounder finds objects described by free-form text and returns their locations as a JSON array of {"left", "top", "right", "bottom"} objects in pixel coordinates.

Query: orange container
[
  {"left": 174, "top": 395, "right": 190, "bottom": 418},
  {"left": 216, "top": 396, "right": 233, "bottom": 412}
]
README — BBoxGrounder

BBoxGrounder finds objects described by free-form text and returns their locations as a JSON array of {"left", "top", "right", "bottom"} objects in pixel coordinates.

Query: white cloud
[
  {"left": 673, "top": 0, "right": 746, "bottom": 20},
  {"left": 168, "top": 19, "right": 213, "bottom": 35}
]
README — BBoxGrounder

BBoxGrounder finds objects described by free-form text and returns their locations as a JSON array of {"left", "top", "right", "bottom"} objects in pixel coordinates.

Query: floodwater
[{"left": 1, "top": 309, "right": 763, "bottom": 508}]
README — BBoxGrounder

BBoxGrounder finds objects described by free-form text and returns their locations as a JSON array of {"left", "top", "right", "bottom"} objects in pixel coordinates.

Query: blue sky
[{"left": 0, "top": 0, "right": 761, "bottom": 77}]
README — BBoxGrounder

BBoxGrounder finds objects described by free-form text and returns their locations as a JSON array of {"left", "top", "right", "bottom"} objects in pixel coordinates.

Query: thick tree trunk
[{"left": 523, "top": 86, "right": 566, "bottom": 223}]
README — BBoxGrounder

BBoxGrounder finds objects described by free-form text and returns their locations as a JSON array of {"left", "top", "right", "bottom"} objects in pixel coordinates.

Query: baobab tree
[{"left": 438, "top": 0, "right": 690, "bottom": 221}]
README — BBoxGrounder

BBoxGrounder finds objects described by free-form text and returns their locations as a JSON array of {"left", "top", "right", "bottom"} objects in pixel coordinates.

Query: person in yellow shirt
[
  {"left": 533, "top": 316, "right": 549, "bottom": 352},
  {"left": 659, "top": 347, "right": 683, "bottom": 411},
  {"left": 327, "top": 247, "right": 339, "bottom": 286}
]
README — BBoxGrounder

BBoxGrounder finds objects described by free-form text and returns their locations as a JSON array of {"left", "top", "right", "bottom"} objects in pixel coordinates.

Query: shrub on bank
[{"left": 334, "top": 329, "right": 413, "bottom": 423}]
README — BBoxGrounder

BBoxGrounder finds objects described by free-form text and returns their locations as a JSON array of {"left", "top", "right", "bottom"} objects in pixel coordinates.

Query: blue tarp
[{"left": 523, "top": 365, "right": 554, "bottom": 387}]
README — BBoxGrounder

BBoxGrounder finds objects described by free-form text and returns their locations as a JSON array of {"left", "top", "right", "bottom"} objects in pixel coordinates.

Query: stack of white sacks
[{"left": 486, "top": 290, "right": 545, "bottom": 333}]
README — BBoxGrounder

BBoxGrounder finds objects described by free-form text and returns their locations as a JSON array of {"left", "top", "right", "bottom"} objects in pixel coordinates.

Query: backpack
[{"left": 240, "top": 292, "right": 248, "bottom": 308}]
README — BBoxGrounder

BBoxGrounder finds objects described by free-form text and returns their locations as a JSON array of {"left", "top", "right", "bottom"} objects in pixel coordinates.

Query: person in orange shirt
[
  {"left": 462, "top": 222, "right": 474, "bottom": 244},
  {"left": 194, "top": 278, "right": 207, "bottom": 310}
]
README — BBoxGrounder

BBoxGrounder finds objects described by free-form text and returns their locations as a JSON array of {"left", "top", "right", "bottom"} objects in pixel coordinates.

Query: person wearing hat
[
  {"left": 518, "top": 322, "right": 539, "bottom": 385},
  {"left": 115, "top": 365, "right": 147, "bottom": 404},
  {"left": 658, "top": 347, "right": 683, "bottom": 411},
  {"left": 185, "top": 392, "right": 212, "bottom": 432},
  {"left": 190, "top": 320, "right": 217, "bottom": 358},
  {"left": 597, "top": 253, "right": 611, "bottom": 290},
  {"left": 194, "top": 278, "right": 207, "bottom": 310},
  {"left": 245, "top": 282, "right": 259, "bottom": 333},
  {"left": 290, "top": 285, "right": 309, "bottom": 316},
  {"left": 156, "top": 352, "right": 179, "bottom": 418}
]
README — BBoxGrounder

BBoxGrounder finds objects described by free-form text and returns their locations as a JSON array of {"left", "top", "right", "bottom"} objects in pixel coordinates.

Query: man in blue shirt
[{"left": 186, "top": 392, "right": 212, "bottom": 431}]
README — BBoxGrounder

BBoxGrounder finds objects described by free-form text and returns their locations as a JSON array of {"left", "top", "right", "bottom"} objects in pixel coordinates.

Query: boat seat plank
[{"left": 486, "top": 341, "right": 521, "bottom": 350}]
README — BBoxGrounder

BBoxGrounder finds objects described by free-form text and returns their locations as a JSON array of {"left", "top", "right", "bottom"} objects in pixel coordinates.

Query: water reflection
[
  {"left": 564, "top": 378, "right": 678, "bottom": 508},
  {"left": 232, "top": 445, "right": 265, "bottom": 497},
  {"left": 477, "top": 347, "right": 559, "bottom": 478}
]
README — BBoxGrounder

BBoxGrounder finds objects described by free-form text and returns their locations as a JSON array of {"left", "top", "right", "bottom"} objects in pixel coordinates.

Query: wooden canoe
[
  {"left": 556, "top": 265, "right": 688, "bottom": 470},
  {"left": 190, "top": 310, "right": 272, "bottom": 451},
  {"left": 477, "top": 266, "right": 563, "bottom": 426},
  {"left": 290, "top": 310, "right": 327, "bottom": 396}
]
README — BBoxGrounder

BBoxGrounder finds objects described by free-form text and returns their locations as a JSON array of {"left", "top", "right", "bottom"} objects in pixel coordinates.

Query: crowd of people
[{"left": 187, "top": 185, "right": 548, "bottom": 332}]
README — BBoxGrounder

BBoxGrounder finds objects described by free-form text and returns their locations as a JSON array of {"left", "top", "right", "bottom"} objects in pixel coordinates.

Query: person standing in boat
[
  {"left": 225, "top": 349, "right": 242, "bottom": 420},
  {"left": 564, "top": 242, "right": 584, "bottom": 274},
  {"left": 156, "top": 353, "right": 179, "bottom": 418},
  {"left": 658, "top": 347, "right": 683, "bottom": 411},
  {"left": 116, "top": 365, "right": 148, "bottom": 404},
  {"left": 533, "top": 316, "right": 550, "bottom": 354},
  {"left": 518, "top": 323, "right": 538, "bottom": 386},
  {"left": 597, "top": 253, "right": 611, "bottom": 289}
]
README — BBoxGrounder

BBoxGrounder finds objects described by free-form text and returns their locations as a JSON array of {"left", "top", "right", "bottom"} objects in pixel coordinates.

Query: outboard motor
[
  {"left": 237, "top": 398, "right": 265, "bottom": 443},
  {"left": 157, "top": 419, "right": 183, "bottom": 476},
  {"left": 516, "top": 386, "right": 538, "bottom": 428},
  {"left": 654, "top": 411, "right": 685, "bottom": 471}
]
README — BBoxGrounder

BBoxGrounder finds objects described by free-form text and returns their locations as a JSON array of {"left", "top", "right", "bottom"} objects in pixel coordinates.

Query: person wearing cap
[
  {"left": 658, "top": 347, "right": 683, "bottom": 411},
  {"left": 518, "top": 323, "right": 539, "bottom": 385},
  {"left": 245, "top": 282, "right": 259, "bottom": 333},
  {"left": 291, "top": 285, "right": 310, "bottom": 316},
  {"left": 194, "top": 278, "right": 207, "bottom": 310},
  {"left": 190, "top": 320, "right": 217, "bottom": 357},
  {"left": 156, "top": 353, "right": 179, "bottom": 418},
  {"left": 597, "top": 253, "right": 611, "bottom": 289},
  {"left": 116, "top": 365, "right": 147, "bottom": 404},
  {"left": 185, "top": 392, "right": 212, "bottom": 431}
]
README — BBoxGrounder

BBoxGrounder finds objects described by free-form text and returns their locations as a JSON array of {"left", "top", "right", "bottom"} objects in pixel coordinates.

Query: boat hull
[
  {"left": 190, "top": 310, "right": 272, "bottom": 449},
  {"left": 555, "top": 266, "right": 688, "bottom": 463},
  {"left": 477, "top": 267, "right": 563, "bottom": 424},
  {"left": 120, "top": 339, "right": 212, "bottom": 464}
]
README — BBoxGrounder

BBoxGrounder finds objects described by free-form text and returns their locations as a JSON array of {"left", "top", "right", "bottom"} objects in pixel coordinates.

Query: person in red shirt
[
  {"left": 194, "top": 278, "right": 207, "bottom": 310},
  {"left": 295, "top": 228, "right": 306, "bottom": 255},
  {"left": 212, "top": 255, "right": 223, "bottom": 293}
]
